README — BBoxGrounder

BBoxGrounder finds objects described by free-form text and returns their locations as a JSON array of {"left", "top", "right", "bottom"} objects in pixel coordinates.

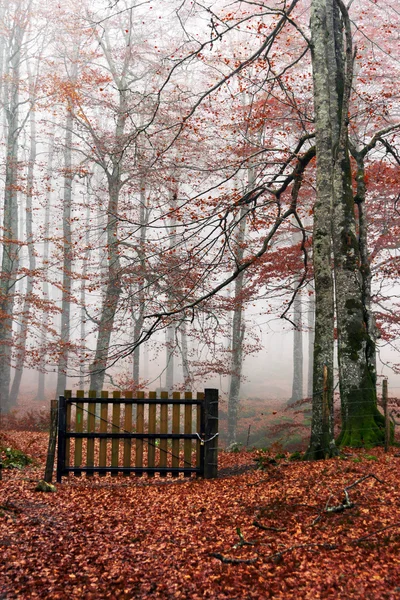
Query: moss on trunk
[{"left": 336, "top": 368, "right": 385, "bottom": 447}]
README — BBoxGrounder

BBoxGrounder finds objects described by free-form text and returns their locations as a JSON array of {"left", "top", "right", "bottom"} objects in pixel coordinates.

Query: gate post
[
  {"left": 203, "top": 388, "right": 218, "bottom": 479},
  {"left": 56, "top": 396, "right": 67, "bottom": 483},
  {"left": 44, "top": 400, "right": 58, "bottom": 483}
]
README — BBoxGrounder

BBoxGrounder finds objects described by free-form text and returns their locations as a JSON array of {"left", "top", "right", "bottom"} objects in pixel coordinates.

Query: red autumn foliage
[{"left": 2, "top": 431, "right": 400, "bottom": 599}]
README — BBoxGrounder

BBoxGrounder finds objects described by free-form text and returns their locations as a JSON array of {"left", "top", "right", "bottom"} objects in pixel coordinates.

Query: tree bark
[
  {"left": 327, "top": 0, "right": 383, "bottom": 446},
  {"left": 0, "top": 14, "right": 26, "bottom": 413},
  {"left": 132, "top": 187, "right": 148, "bottom": 389},
  {"left": 307, "top": 288, "right": 315, "bottom": 399},
  {"left": 165, "top": 189, "right": 178, "bottom": 394},
  {"left": 9, "top": 67, "right": 37, "bottom": 405},
  {"left": 56, "top": 96, "right": 76, "bottom": 398},
  {"left": 227, "top": 201, "right": 248, "bottom": 446},
  {"left": 36, "top": 123, "right": 55, "bottom": 400},
  {"left": 290, "top": 286, "right": 303, "bottom": 403},
  {"left": 305, "top": 0, "right": 337, "bottom": 459}
]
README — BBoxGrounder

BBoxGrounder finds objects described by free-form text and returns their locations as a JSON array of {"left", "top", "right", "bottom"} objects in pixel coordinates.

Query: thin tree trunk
[
  {"left": 227, "top": 197, "right": 248, "bottom": 446},
  {"left": 180, "top": 322, "right": 191, "bottom": 389},
  {"left": 79, "top": 200, "right": 90, "bottom": 390},
  {"left": 165, "top": 189, "right": 178, "bottom": 394},
  {"left": 290, "top": 287, "right": 303, "bottom": 404},
  {"left": 9, "top": 69, "right": 37, "bottom": 405},
  {"left": 307, "top": 289, "right": 315, "bottom": 399},
  {"left": 132, "top": 187, "right": 147, "bottom": 389},
  {"left": 0, "top": 17, "right": 25, "bottom": 414},
  {"left": 88, "top": 31, "right": 131, "bottom": 391},
  {"left": 56, "top": 103, "right": 75, "bottom": 398},
  {"left": 36, "top": 123, "right": 55, "bottom": 400},
  {"left": 89, "top": 176, "right": 122, "bottom": 391}
]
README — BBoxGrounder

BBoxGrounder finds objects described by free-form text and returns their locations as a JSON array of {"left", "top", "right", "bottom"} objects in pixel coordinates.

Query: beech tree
[{"left": 0, "top": 0, "right": 32, "bottom": 413}]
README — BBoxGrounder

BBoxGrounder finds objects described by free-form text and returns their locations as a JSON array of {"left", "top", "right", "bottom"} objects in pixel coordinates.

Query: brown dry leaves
[{"left": 1, "top": 434, "right": 400, "bottom": 599}]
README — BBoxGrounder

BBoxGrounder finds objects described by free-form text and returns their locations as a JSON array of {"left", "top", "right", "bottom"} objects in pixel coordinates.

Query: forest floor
[{"left": 1, "top": 431, "right": 400, "bottom": 599}]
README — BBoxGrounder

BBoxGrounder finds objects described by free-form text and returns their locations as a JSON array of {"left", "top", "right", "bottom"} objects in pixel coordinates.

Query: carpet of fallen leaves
[{"left": 2, "top": 432, "right": 400, "bottom": 599}]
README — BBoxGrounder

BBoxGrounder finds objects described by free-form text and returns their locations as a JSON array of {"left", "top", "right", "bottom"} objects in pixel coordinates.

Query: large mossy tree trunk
[
  {"left": 307, "top": 0, "right": 384, "bottom": 453},
  {"left": 327, "top": 0, "right": 384, "bottom": 447}
]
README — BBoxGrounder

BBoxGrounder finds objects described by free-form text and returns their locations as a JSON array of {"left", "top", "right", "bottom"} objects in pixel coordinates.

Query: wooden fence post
[
  {"left": 56, "top": 396, "right": 66, "bottom": 483},
  {"left": 383, "top": 379, "right": 390, "bottom": 452},
  {"left": 203, "top": 388, "right": 218, "bottom": 479},
  {"left": 44, "top": 400, "right": 58, "bottom": 483}
]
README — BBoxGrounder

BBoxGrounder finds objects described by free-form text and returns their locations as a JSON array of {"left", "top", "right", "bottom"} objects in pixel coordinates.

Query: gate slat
[
  {"left": 87, "top": 390, "right": 96, "bottom": 476},
  {"left": 147, "top": 392, "right": 156, "bottom": 477},
  {"left": 74, "top": 390, "right": 84, "bottom": 476},
  {"left": 99, "top": 391, "right": 108, "bottom": 476},
  {"left": 65, "top": 390, "right": 72, "bottom": 472},
  {"left": 172, "top": 392, "right": 180, "bottom": 477},
  {"left": 124, "top": 391, "right": 133, "bottom": 476},
  {"left": 135, "top": 391, "right": 144, "bottom": 474},
  {"left": 159, "top": 391, "right": 168, "bottom": 476},
  {"left": 196, "top": 392, "right": 204, "bottom": 471},
  {"left": 111, "top": 391, "right": 121, "bottom": 477},
  {"left": 184, "top": 392, "right": 192, "bottom": 476}
]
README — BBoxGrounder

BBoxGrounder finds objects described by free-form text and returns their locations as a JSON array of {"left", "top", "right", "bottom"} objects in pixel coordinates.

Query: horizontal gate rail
[
  {"left": 63, "top": 398, "right": 203, "bottom": 405},
  {"left": 62, "top": 467, "right": 202, "bottom": 474},
  {"left": 66, "top": 433, "right": 200, "bottom": 439},
  {"left": 56, "top": 389, "right": 218, "bottom": 483}
]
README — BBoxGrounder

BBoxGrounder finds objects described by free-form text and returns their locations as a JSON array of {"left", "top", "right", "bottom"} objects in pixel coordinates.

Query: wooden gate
[{"left": 56, "top": 389, "right": 218, "bottom": 482}]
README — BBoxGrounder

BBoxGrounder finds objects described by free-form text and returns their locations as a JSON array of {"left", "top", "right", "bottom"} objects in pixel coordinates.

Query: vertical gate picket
[
  {"left": 204, "top": 389, "right": 218, "bottom": 479},
  {"left": 56, "top": 395, "right": 67, "bottom": 483},
  {"left": 196, "top": 392, "right": 204, "bottom": 473},
  {"left": 160, "top": 391, "right": 168, "bottom": 476},
  {"left": 136, "top": 391, "right": 144, "bottom": 475},
  {"left": 147, "top": 391, "right": 156, "bottom": 477},
  {"left": 111, "top": 391, "right": 121, "bottom": 476},
  {"left": 99, "top": 390, "right": 108, "bottom": 476},
  {"left": 65, "top": 390, "right": 72, "bottom": 471},
  {"left": 184, "top": 392, "right": 192, "bottom": 476},
  {"left": 124, "top": 391, "right": 133, "bottom": 475},
  {"left": 87, "top": 390, "right": 96, "bottom": 476},
  {"left": 74, "top": 390, "right": 84, "bottom": 476},
  {"left": 172, "top": 392, "right": 180, "bottom": 477}
]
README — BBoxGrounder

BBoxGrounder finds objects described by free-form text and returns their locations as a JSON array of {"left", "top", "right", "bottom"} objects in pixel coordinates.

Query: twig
[
  {"left": 253, "top": 520, "right": 286, "bottom": 532},
  {"left": 351, "top": 522, "right": 400, "bottom": 545},
  {"left": 268, "top": 542, "right": 338, "bottom": 563},
  {"left": 210, "top": 553, "right": 258, "bottom": 565},
  {"left": 232, "top": 528, "right": 257, "bottom": 549},
  {"left": 325, "top": 474, "right": 384, "bottom": 513}
]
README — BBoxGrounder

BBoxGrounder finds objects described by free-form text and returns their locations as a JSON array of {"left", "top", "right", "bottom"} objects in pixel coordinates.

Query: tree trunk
[
  {"left": 353, "top": 151, "right": 377, "bottom": 384},
  {"left": 180, "top": 322, "right": 191, "bottom": 389},
  {"left": 327, "top": 0, "right": 383, "bottom": 446},
  {"left": 305, "top": 0, "right": 337, "bottom": 459},
  {"left": 36, "top": 123, "right": 55, "bottom": 400},
  {"left": 0, "top": 18, "right": 25, "bottom": 414},
  {"left": 79, "top": 199, "right": 91, "bottom": 390},
  {"left": 165, "top": 189, "right": 178, "bottom": 394},
  {"left": 227, "top": 201, "right": 248, "bottom": 446},
  {"left": 132, "top": 187, "right": 147, "bottom": 389},
  {"left": 89, "top": 175, "right": 122, "bottom": 391},
  {"left": 88, "top": 31, "right": 131, "bottom": 391},
  {"left": 56, "top": 104, "right": 75, "bottom": 398},
  {"left": 307, "top": 288, "right": 315, "bottom": 399},
  {"left": 290, "top": 286, "right": 303, "bottom": 404},
  {"left": 9, "top": 69, "right": 37, "bottom": 405}
]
